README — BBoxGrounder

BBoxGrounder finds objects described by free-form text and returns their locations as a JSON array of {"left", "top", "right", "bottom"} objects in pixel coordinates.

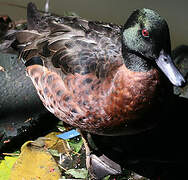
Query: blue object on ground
[{"left": 57, "top": 129, "right": 80, "bottom": 140}]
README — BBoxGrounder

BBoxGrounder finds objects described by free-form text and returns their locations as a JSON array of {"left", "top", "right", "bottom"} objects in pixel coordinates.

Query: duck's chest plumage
[{"left": 26, "top": 63, "right": 162, "bottom": 135}]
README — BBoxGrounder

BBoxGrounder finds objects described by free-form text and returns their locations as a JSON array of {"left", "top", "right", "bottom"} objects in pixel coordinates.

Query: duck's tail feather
[{"left": 27, "top": 2, "right": 42, "bottom": 30}]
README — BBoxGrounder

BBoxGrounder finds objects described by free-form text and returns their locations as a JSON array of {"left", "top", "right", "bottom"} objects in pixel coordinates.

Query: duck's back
[{"left": 17, "top": 3, "right": 123, "bottom": 78}]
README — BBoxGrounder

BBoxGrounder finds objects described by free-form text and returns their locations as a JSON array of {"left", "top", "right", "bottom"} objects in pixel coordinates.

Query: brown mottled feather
[
  {"left": 18, "top": 3, "right": 165, "bottom": 135},
  {"left": 26, "top": 63, "right": 161, "bottom": 135}
]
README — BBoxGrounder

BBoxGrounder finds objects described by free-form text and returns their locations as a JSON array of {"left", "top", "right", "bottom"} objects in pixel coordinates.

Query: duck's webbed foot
[{"left": 78, "top": 130, "right": 122, "bottom": 179}]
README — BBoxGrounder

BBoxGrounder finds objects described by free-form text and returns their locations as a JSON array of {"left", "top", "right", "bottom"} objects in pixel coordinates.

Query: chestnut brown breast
[{"left": 26, "top": 64, "right": 161, "bottom": 135}]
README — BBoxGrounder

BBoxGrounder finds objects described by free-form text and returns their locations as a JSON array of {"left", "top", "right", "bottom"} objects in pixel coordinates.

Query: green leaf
[
  {"left": 65, "top": 168, "right": 88, "bottom": 179},
  {"left": 56, "top": 121, "right": 66, "bottom": 132},
  {"left": 102, "top": 175, "right": 111, "bottom": 180},
  {"left": 48, "top": 149, "right": 59, "bottom": 157},
  {"left": 59, "top": 176, "right": 66, "bottom": 179},
  {"left": 68, "top": 138, "right": 83, "bottom": 153},
  {"left": 0, "top": 156, "right": 18, "bottom": 180}
]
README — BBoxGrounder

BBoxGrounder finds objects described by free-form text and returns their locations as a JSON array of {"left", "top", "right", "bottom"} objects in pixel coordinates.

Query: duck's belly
[{"left": 26, "top": 65, "right": 162, "bottom": 135}]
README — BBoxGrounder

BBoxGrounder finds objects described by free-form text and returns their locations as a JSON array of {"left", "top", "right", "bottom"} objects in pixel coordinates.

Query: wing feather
[{"left": 18, "top": 3, "right": 123, "bottom": 78}]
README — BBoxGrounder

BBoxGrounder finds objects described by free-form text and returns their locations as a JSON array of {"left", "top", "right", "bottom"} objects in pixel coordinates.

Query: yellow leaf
[
  {"left": 0, "top": 156, "right": 18, "bottom": 180},
  {"left": 9, "top": 141, "right": 61, "bottom": 180}
]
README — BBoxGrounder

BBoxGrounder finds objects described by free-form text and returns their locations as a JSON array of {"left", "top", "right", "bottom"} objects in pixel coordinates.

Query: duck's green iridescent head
[{"left": 122, "top": 8, "right": 185, "bottom": 87}]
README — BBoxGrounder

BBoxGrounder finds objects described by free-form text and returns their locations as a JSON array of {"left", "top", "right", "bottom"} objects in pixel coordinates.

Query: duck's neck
[{"left": 123, "top": 51, "right": 153, "bottom": 72}]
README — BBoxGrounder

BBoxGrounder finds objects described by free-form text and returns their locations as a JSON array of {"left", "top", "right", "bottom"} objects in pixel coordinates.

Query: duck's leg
[
  {"left": 76, "top": 130, "right": 94, "bottom": 178},
  {"left": 78, "top": 129, "right": 122, "bottom": 179}
]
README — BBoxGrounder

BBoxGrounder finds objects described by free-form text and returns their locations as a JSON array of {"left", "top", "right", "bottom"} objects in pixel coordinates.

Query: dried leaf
[
  {"left": 45, "top": 132, "right": 71, "bottom": 155},
  {"left": 0, "top": 65, "right": 5, "bottom": 72}
]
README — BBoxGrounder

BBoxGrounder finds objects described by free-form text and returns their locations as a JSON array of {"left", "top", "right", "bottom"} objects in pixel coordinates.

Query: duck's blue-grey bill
[{"left": 156, "top": 50, "right": 186, "bottom": 87}]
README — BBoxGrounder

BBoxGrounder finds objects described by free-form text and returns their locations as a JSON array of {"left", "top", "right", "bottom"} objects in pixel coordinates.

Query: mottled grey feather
[{"left": 17, "top": 2, "right": 124, "bottom": 78}]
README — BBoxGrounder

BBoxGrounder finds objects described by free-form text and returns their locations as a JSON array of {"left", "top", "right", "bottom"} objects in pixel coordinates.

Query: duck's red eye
[{"left": 142, "top": 29, "right": 149, "bottom": 37}]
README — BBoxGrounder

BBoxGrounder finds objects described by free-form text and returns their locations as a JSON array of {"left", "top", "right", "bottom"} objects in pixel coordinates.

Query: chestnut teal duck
[{"left": 16, "top": 3, "right": 185, "bottom": 136}]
